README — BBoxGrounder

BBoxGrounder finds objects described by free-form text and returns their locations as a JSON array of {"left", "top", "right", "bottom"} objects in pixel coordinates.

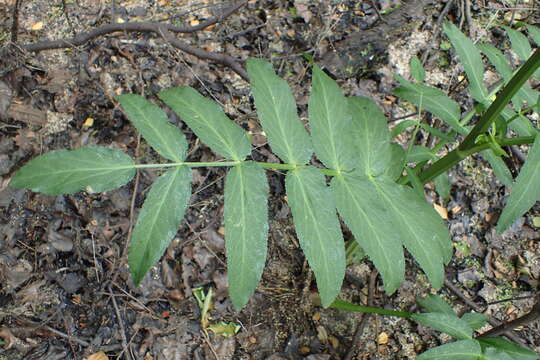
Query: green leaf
[
  {"left": 527, "top": 25, "right": 540, "bottom": 47},
  {"left": 224, "top": 162, "right": 269, "bottom": 310},
  {"left": 10, "top": 146, "right": 135, "bottom": 195},
  {"left": 497, "top": 134, "right": 540, "bottom": 232},
  {"left": 118, "top": 94, "right": 188, "bottom": 162},
  {"left": 461, "top": 312, "right": 488, "bottom": 330},
  {"left": 331, "top": 174, "right": 405, "bottom": 294},
  {"left": 417, "top": 340, "right": 481, "bottom": 360},
  {"left": 308, "top": 65, "right": 355, "bottom": 170},
  {"left": 443, "top": 22, "right": 489, "bottom": 102},
  {"left": 479, "top": 338, "right": 539, "bottom": 359},
  {"left": 385, "top": 143, "right": 405, "bottom": 180},
  {"left": 417, "top": 294, "right": 455, "bottom": 315},
  {"left": 412, "top": 313, "right": 473, "bottom": 340},
  {"left": 333, "top": 175, "right": 451, "bottom": 290},
  {"left": 348, "top": 96, "right": 392, "bottom": 176},
  {"left": 285, "top": 166, "right": 345, "bottom": 307},
  {"left": 504, "top": 27, "right": 532, "bottom": 62},
  {"left": 481, "top": 150, "right": 513, "bottom": 187},
  {"left": 391, "top": 119, "right": 417, "bottom": 138},
  {"left": 407, "top": 145, "right": 437, "bottom": 163},
  {"left": 435, "top": 172, "right": 451, "bottom": 199},
  {"left": 158, "top": 87, "right": 251, "bottom": 161},
  {"left": 246, "top": 58, "right": 312, "bottom": 164},
  {"left": 483, "top": 348, "right": 514, "bottom": 360},
  {"left": 394, "top": 75, "right": 467, "bottom": 134},
  {"left": 410, "top": 55, "right": 426, "bottom": 82},
  {"left": 128, "top": 166, "right": 192, "bottom": 285}
]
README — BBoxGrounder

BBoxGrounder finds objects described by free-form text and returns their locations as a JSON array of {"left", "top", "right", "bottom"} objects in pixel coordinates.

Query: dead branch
[{"left": 17, "top": 1, "right": 248, "bottom": 80}]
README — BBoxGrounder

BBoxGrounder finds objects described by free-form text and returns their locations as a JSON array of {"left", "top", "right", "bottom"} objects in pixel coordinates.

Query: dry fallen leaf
[
  {"left": 433, "top": 203, "right": 448, "bottom": 219},
  {"left": 31, "top": 21, "right": 44, "bottom": 31},
  {"left": 377, "top": 332, "right": 389, "bottom": 345},
  {"left": 85, "top": 352, "right": 108, "bottom": 360}
]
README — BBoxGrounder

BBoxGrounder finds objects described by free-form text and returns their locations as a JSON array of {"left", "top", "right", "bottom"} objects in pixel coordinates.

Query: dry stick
[
  {"left": 10, "top": 0, "right": 22, "bottom": 43},
  {"left": 19, "top": 1, "right": 248, "bottom": 80},
  {"left": 480, "top": 301, "right": 540, "bottom": 338},
  {"left": 345, "top": 270, "right": 378, "bottom": 360},
  {"left": 109, "top": 284, "right": 133, "bottom": 360},
  {"left": 444, "top": 279, "right": 526, "bottom": 346}
]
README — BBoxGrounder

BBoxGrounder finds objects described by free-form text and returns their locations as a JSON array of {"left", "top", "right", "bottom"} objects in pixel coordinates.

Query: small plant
[
  {"left": 331, "top": 294, "right": 539, "bottom": 359},
  {"left": 9, "top": 22, "right": 540, "bottom": 356}
]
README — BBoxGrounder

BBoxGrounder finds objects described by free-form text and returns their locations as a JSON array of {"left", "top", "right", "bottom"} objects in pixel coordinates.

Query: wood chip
[
  {"left": 433, "top": 203, "right": 448, "bottom": 219},
  {"left": 31, "top": 21, "right": 44, "bottom": 31}
]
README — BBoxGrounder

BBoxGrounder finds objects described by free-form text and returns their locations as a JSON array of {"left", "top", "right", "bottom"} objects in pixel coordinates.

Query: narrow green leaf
[
  {"left": 286, "top": 166, "right": 345, "bottom": 307},
  {"left": 479, "top": 337, "right": 539, "bottom": 359},
  {"left": 405, "top": 167, "right": 425, "bottom": 199},
  {"left": 118, "top": 94, "right": 188, "bottom": 162},
  {"left": 417, "top": 294, "right": 455, "bottom": 315},
  {"left": 501, "top": 107, "right": 536, "bottom": 137},
  {"left": 246, "top": 58, "right": 312, "bottom": 164},
  {"left": 410, "top": 55, "right": 426, "bottom": 82},
  {"left": 527, "top": 25, "right": 540, "bottom": 46},
  {"left": 407, "top": 145, "right": 437, "bottom": 163},
  {"left": 158, "top": 87, "right": 251, "bottom": 161},
  {"left": 331, "top": 174, "right": 405, "bottom": 294},
  {"left": 483, "top": 348, "right": 514, "bottom": 360},
  {"left": 412, "top": 313, "right": 473, "bottom": 340},
  {"left": 461, "top": 312, "right": 488, "bottom": 330},
  {"left": 394, "top": 75, "right": 467, "bottom": 134},
  {"left": 434, "top": 172, "right": 452, "bottom": 199},
  {"left": 482, "top": 150, "right": 513, "bottom": 187},
  {"left": 128, "top": 166, "right": 192, "bottom": 285},
  {"left": 385, "top": 143, "right": 406, "bottom": 180},
  {"left": 309, "top": 65, "right": 355, "bottom": 170},
  {"left": 10, "top": 146, "right": 135, "bottom": 195},
  {"left": 443, "top": 22, "right": 489, "bottom": 102},
  {"left": 497, "top": 134, "right": 540, "bottom": 232},
  {"left": 224, "top": 162, "right": 269, "bottom": 310},
  {"left": 417, "top": 340, "right": 482, "bottom": 360},
  {"left": 504, "top": 27, "right": 532, "bottom": 62},
  {"left": 348, "top": 96, "right": 392, "bottom": 176},
  {"left": 391, "top": 119, "right": 417, "bottom": 138}
]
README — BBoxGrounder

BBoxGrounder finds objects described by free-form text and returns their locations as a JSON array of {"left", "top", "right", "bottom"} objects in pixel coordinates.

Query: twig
[
  {"left": 108, "top": 284, "right": 133, "bottom": 360},
  {"left": 479, "top": 300, "right": 540, "bottom": 338},
  {"left": 345, "top": 270, "right": 378, "bottom": 360},
  {"left": 18, "top": 2, "right": 248, "bottom": 80},
  {"left": 10, "top": 0, "right": 22, "bottom": 43}
]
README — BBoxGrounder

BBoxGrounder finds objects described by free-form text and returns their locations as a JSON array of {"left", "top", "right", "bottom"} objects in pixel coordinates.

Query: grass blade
[
  {"left": 443, "top": 22, "right": 489, "bottom": 102},
  {"left": 246, "top": 58, "right": 312, "bottom": 164},
  {"left": 224, "top": 162, "right": 269, "bottom": 310},
  {"left": 286, "top": 166, "right": 345, "bottom": 307},
  {"left": 128, "top": 166, "right": 192, "bottom": 285},
  {"left": 332, "top": 174, "right": 405, "bottom": 294},
  {"left": 10, "top": 146, "right": 135, "bottom": 195},
  {"left": 348, "top": 96, "right": 392, "bottom": 176},
  {"left": 159, "top": 87, "right": 251, "bottom": 161},
  {"left": 308, "top": 65, "right": 355, "bottom": 170},
  {"left": 497, "top": 134, "right": 540, "bottom": 232},
  {"left": 118, "top": 94, "right": 188, "bottom": 162}
]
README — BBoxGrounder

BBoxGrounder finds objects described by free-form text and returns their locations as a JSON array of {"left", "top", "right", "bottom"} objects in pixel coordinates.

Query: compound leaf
[
  {"left": 224, "top": 162, "right": 269, "bottom": 310},
  {"left": 497, "top": 134, "right": 540, "bottom": 232},
  {"left": 118, "top": 94, "right": 188, "bottom": 162},
  {"left": 331, "top": 174, "right": 405, "bottom": 294},
  {"left": 479, "top": 338, "right": 539, "bottom": 360},
  {"left": 246, "top": 58, "right": 312, "bottom": 164},
  {"left": 443, "top": 22, "right": 489, "bottom": 102},
  {"left": 348, "top": 96, "right": 392, "bottom": 176},
  {"left": 412, "top": 313, "right": 473, "bottom": 340},
  {"left": 394, "top": 75, "right": 467, "bottom": 134},
  {"left": 159, "top": 87, "right": 251, "bottom": 161},
  {"left": 129, "top": 166, "right": 192, "bottom": 285},
  {"left": 309, "top": 65, "right": 355, "bottom": 170},
  {"left": 10, "top": 146, "right": 135, "bottom": 195},
  {"left": 417, "top": 340, "right": 482, "bottom": 360},
  {"left": 286, "top": 166, "right": 345, "bottom": 307}
]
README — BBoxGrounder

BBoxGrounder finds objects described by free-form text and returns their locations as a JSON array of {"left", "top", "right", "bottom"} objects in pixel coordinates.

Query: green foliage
[{"left": 9, "top": 24, "right": 540, "bottom": 350}]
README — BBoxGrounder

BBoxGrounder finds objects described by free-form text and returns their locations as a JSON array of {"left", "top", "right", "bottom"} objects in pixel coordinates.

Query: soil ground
[{"left": 0, "top": 0, "right": 539, "bottom": 359}]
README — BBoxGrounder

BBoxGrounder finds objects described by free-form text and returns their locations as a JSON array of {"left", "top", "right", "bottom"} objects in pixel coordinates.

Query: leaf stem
[{"left": 329, "top": 298, "right": 413, "bottom": 318}]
